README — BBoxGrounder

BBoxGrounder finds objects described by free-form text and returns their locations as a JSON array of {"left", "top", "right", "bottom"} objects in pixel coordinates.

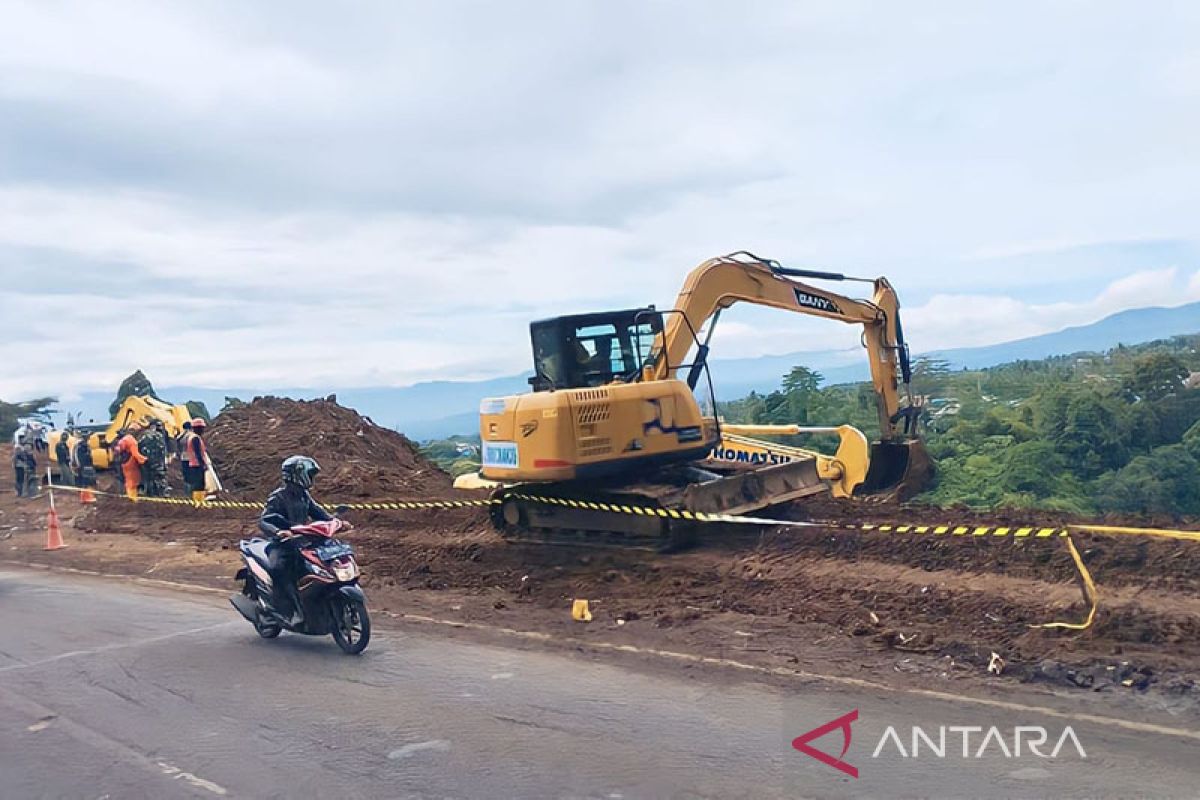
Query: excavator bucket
[{"left": 858, "top": 439, "right": 933, "bottom": 501}]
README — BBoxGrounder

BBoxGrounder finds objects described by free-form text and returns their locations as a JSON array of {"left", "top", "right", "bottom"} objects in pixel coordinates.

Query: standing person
[
  {"left": 138, "top": 422, "right": 169, "bottom": 497},
  {"left": 114, "top": 427, "right": 147, "bottom": 501},
  {"left": 177, "top": 420, "right": 192, "bottom": 485},
  {"left": 182, "top": 418, "right": 210, "bottom": 503},
  {"left": 11, "top": 437, "right": 36, "bottom": 498},
  {"left": 74, "top": 435, "right": 95, "bottom": 490},
  {"left": 55, "top": 434, "right": 75, "bottom": 487}
]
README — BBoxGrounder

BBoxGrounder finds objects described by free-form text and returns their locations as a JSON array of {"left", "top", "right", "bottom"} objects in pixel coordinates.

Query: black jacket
[
  {"left": 74, "top": 440, "right": 93, "bottom": 469},
  {"left": 258, "top": 485, "right": 332, "bottom": 537}
]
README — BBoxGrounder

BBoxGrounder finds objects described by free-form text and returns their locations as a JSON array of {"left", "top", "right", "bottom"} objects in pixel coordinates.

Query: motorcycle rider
[{"left": 258, "top": 455, "right": 334, "bottom": 625}]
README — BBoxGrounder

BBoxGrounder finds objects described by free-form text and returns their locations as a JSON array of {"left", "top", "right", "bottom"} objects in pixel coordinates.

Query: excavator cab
[{"left": 527, "top": 308, "right": 663, "bottom": 391}]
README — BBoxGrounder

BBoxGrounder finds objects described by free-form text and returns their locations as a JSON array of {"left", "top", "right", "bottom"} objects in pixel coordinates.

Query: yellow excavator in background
[
  {"left": 48, "top": 395, "right": 193, "bottom": 471},
  {"left": 466, "top": 252, "right": 931, "bottom": 547}
]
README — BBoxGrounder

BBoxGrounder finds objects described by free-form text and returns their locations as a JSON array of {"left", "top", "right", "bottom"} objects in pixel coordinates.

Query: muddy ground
[
  {"left": 4, "top": 395, "right": 1198, "bottom": 708},
  {"left": 5, "top": 477, "right": 1197, "bottom": 708}
]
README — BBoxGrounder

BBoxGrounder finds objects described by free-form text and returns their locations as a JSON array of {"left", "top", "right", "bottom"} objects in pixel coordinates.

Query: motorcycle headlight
[{"left": 306, "top": 561, "right": 334, "bottom": 580}]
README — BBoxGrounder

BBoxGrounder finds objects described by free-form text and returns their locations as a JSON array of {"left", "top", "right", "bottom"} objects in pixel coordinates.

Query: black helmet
[{"left": 282, "top": 455, "right": 320, "bottom": 489}]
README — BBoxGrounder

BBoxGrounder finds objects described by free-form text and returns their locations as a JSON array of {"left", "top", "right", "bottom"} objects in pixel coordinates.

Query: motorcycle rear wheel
[{"left": 331, "top": 597, "right": 370, "bottom": 655}]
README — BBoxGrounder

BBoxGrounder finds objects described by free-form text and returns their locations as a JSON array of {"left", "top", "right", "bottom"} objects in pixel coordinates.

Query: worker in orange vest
[
  {"left": 114, "top": 427, "right": 148, "bottom": 501},
  {"left": 182, "top": 418, "right": 210, "bottom": 503}
]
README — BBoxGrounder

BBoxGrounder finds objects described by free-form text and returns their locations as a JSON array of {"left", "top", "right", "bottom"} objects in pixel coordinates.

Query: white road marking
[
  {"left": 157, "top": 761, "right": 229, "bottom": 796},
  {"left": 0, "top": 622, "right": 237, "bottom": 675},
  {"left": 387, "top": 740, "right": 451, "bottom": 760}
]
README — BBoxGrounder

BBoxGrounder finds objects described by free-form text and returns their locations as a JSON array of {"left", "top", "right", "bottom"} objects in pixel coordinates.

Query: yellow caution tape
[
  {"left": 1030, "top": 534, "right": 1098, "bottom": 631},
  {"left": 1067, "top": 523, "right": 1200, "bottom": 543}
]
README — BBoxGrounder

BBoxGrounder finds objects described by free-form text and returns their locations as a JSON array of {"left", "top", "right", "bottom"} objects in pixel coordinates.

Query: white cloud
[
  {"left": 1, "top": 2, "right": 1199, "bottom": 398},
  {"left": 902, "top": 268, "right": 1200, "bottom": 351}
]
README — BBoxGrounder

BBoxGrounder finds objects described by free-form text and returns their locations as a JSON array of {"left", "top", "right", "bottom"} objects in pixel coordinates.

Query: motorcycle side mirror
[{"left": 334, "top": 505, "right": 350, "bottom": 515}]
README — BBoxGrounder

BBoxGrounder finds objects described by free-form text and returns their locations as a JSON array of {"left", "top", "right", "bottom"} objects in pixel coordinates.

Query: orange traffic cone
[
  {"left": 44, "top": 508, "right": 67, "bottom": 551},
  {"left": 80, "top": 488, "right": 96, "bottom": 504}
]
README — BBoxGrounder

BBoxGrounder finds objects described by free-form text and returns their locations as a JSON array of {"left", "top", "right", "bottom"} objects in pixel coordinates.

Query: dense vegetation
[
  {"left": 720, "top": 335, "right": 1200, "bottom": 517},
  {"left": 420, "top": 435, "right": 482, "bottom": 478}
]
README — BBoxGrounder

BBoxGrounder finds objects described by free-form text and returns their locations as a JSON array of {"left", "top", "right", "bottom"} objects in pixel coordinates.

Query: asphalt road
[{"left": 1, "top": 567, "right": 1197, "bottom": 799}]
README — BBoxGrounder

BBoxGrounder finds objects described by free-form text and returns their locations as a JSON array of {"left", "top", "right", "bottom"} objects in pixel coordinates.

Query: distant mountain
[
  {"left": 925, "top": 301, "right": 1200, "bottom": 369},
  {"left": 53, "top": 301, "right": 1200, "bottom": 440}
]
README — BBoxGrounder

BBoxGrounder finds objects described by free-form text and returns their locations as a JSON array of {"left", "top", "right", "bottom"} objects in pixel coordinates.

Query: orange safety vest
[{"left": 188, "top": 433, "right": 208, "bottom": 468}]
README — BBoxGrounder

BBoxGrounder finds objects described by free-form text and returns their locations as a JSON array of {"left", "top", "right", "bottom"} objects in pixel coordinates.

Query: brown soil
[
  {"left": 4, "top": 419, "right": 1199, "bottom": 709},
  {"left": 204, "top": 395, "right": 453, "bottom": 498}
]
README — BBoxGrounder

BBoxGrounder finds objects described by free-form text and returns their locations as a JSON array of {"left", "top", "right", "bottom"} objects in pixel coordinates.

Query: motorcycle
[{"left": 230, "top": 517, "right": 371, "bottom": 655}]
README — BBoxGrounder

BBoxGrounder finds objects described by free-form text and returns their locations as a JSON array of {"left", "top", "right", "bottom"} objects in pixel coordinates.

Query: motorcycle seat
[{"left": 242, "top": 539, "right": 272, "bottom": 564}]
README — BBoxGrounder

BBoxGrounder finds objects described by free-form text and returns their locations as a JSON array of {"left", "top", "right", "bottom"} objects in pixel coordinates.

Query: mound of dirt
[
  {"left": 78, "top": 396, "right": 480, "bottom": 539},
  {"left": 204, "top": 396, "right": 453, "bottom": 499}
]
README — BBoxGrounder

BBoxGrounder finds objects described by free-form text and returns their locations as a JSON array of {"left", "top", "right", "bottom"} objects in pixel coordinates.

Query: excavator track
[{"left": 489, "top": 457, "right": 830, "bottom": 551}]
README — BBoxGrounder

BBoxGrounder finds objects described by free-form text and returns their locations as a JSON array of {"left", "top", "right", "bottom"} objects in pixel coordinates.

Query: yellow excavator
[
  {"left": 467, "top": 252, "right": 931, "bottom": 547},
  {"left": 48, "top": 395, "right": 193, "bottom": 471}
]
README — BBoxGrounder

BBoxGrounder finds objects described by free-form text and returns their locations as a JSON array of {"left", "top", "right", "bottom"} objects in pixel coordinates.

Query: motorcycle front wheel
[
  {"left": 254, "top": 614, "right": 282, "bottom": 639},
  {"left": 330, "top": 596, "right": 370, "bottom": 655}
]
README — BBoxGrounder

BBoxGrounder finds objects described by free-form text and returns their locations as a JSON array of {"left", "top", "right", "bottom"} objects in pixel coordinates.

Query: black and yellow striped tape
[
  {"left": 858, "top": 523, "right": 1064, "bottom": 538},
  {"left": 46, "top": 483, "right": 1198, "bottom": 542}
]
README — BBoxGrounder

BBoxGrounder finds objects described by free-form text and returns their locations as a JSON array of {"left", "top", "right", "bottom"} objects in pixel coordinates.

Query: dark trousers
[
  {"left": 183, "top": 464, "right": 205, "bottom": 492},
  {"left": 266, "top": 540, "right": 302, "bottom": 616},
  {"left": 14, "top": 466, "right": 26, "bottom": 497}
]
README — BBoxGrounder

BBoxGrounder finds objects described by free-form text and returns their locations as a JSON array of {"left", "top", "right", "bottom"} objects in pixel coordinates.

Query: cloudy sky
[{"left": 2, "top": 1, "right": 1198, "bottom": 400}]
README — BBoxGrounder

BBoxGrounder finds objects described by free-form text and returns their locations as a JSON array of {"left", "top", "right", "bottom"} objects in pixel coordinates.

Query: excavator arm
[{"left": 648, "top": 252, "right": 918, "bottom": 442}]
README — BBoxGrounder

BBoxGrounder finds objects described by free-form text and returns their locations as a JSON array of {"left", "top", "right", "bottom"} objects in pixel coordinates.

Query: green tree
[
  {"left": 1183, "top": 420, "right": 1200, "bottom": 461},
  {"left": 1048, "top": 390, "right": 1132, "bottom": 478},
  {"left": 780, "top": 366, "right": 823, "bottom": 424},
  {"left": 109, "top": 370, "right": 159, "bottom": 417},
  {"left": 911, "top": 356, "right": 953, "bottom": 395},
  {"left": 1096, "top": 444, "right": 1200, "bottom": 515},
  {"left": 186, "top": 400, "right": 212, "bottom": 423},
  {"left": 1123, "top": 352, "right": 1189, "bottom": 401},
  {"left": 999, "top": 440, "right": 1067, "bottom": 496}
]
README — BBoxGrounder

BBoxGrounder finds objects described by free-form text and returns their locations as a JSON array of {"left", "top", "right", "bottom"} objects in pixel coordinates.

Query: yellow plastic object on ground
[{"left": 571, "top": 599, "right": 593, "bottom": 622}]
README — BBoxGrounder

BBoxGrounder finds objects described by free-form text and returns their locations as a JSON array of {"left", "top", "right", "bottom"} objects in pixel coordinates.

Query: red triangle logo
[{"left": 792, "top": 709, "right": 859, "bottom": 779}]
